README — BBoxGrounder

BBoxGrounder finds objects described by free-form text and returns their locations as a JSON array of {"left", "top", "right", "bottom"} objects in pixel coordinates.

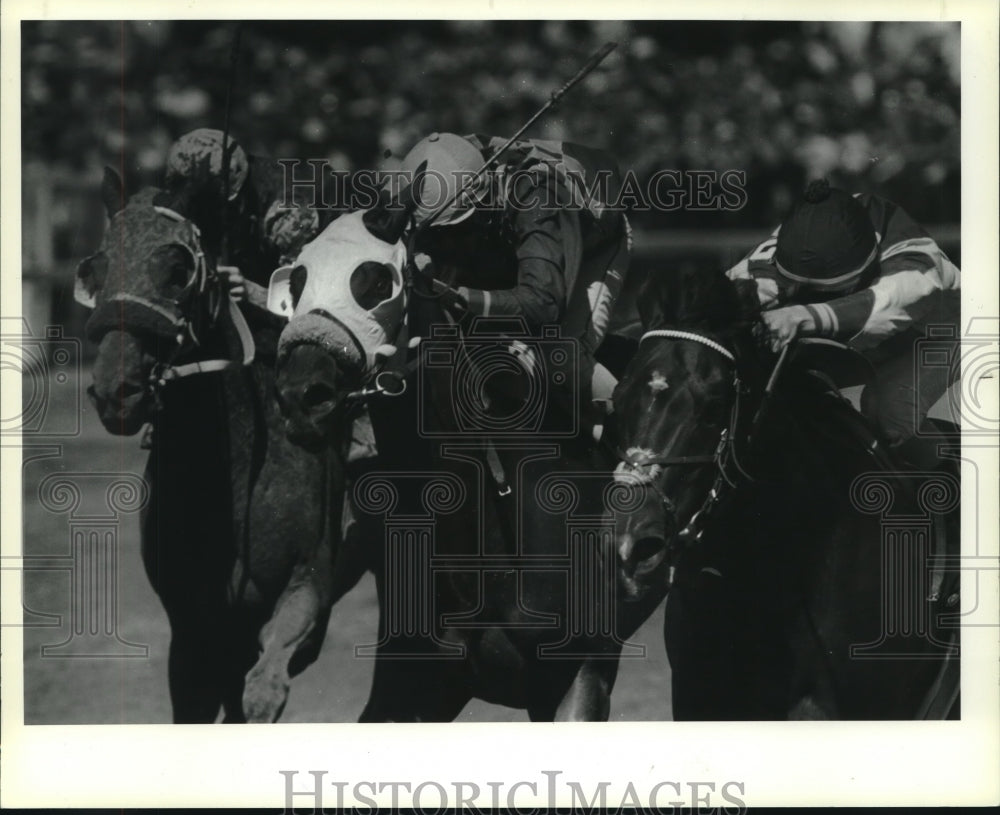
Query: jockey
[
  {"left": 396, "top": 132, "right": 631, "bottom": 433},
  {"left": 726, "top": 179, "right": 961, "bottom": 468},
  {"left": 164, "top": 128, "right": 327, "bottom": 310}
]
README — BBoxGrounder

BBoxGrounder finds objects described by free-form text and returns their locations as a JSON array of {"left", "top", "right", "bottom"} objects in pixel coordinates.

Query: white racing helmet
[{"left": 398, "top": 132, "right": 489, "bottom": 227}]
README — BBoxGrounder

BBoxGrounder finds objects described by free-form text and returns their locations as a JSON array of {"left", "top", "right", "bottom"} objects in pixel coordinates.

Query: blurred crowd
[{"left": 22, "top": 20, "right": 959, "bottom": 228}]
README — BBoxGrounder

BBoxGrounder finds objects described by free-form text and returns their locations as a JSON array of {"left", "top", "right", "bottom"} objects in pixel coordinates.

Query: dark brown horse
[
  {"left": 610, "top": 266, "right": 960, "bottom": 719},
  {"left": 269, "top": 202, "right": 665, "bottom": 720},
  {"left": 76, "top": 167, "right": 342, "bottom": 722}
]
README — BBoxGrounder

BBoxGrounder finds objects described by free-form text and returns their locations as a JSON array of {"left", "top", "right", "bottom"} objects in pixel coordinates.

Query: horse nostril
[
  {"left": 302, "top": 382, "right": 337, "bottom": 413},
  {"left": 632, "top": 536, "right": 665, "bottom": 564}
]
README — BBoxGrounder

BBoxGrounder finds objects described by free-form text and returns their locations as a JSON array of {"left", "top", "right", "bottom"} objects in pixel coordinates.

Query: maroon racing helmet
[{"left": 774, "top": 179, "right": 878, "bottom": 294}]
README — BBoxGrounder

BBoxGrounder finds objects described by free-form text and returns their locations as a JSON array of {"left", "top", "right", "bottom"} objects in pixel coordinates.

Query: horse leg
[
  {"left": 787, "top": 695, "right": 834, "bottom": 720},
  {"left": 220, "top": 620, "right": 265, "bottom": 723},
  {"left": 167, "top": 621, "right": 227, "bottom": 723},
  {"left": 243, "top": 546, "right": 335, "bottom": 722},
  {"left": 327, "top": 501, "right": 376, "bottom": 606},
  {"left": 552, "top": 657, "right": 617, "bottom": 721},
  {"left": 239, "top": 502, "right": 372, "bottom": 723},
  {"left": 359, "top": 650, "right": 471, "bottom": 722},
  {"left": 664, "top": 572, "right": 740, "bottom": 720}
]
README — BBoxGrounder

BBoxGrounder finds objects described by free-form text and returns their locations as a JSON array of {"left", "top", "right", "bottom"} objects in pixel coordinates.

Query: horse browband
[{"left": 639, "top": 329, "right": 736, "bottom": 362}]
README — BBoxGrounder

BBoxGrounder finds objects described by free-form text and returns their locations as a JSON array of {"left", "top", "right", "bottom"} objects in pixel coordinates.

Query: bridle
[
  {"left": 87, "top": 204, "right": 256, "bottom": 404},
  {"left": 141, "top": 206, "right": 256, "bottom": 399},
  {"left": 615, "top": 328, "right": 758, "bottom": 546}
]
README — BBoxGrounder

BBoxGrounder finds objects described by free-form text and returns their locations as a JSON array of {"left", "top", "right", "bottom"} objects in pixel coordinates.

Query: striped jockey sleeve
[{"left": 804, "top": 290, "right": 876, "bottom": 340}]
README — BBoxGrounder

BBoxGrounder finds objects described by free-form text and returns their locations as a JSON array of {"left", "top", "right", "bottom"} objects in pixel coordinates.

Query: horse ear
[
  {"left": 636, "top": 272, "right": 666, "bottom": 330},
  {"left": 730, "top": 277, "right": 763, "bottom": 324},
  {"left": 401, "top": 159, "right": 427, "bottom": 214},
  {"left": 101, "top": 166, "right": 124, "bottom": 217},
  {"left": 74, "top": 253, "right": 105, "bottom": 309},
  {"left": 363, "top": 161, "right": 424, "bottom": 245}
]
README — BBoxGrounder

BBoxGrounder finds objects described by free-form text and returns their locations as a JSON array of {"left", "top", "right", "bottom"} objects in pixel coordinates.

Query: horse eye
[
  {"left": 77, "top": 253, "right": 108, "bottom": 290},
  {"left": 170, "top": 259, "right": 191, "bottom": 286},
  {"left": 350, "top": 261, "right": 394, "bottom": 310},
  {"left": 289, "top": 265, "right": 308, "bottom": 307},
  {"left": 154, "top": 246, "right": 193, "bottom": 287}
]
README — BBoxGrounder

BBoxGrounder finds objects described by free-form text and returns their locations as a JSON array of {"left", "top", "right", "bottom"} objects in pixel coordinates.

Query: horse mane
[
  {"left": 120, "top": 186, "right": 163, "bottom": 209},
  {"left": 151, "top": 184, "right": 196, "bottom": 217},
  {"left": 638, "top": 266, "right": 760, "bottom": 335}
]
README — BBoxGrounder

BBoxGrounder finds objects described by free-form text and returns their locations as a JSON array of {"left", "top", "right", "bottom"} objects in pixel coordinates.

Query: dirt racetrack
[{"left": 20, "top": 369, "right": 671, "bottom": 723}]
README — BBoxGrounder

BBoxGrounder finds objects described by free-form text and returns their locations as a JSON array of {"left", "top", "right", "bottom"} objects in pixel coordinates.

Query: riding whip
[
  {"left": 410, "top": 41, "right": 618, "bottom": 241},
  {"left": 219, "top": 21, "right": 244, "bottom": 265}
]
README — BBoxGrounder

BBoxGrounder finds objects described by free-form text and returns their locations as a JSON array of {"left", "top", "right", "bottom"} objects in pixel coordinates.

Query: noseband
[{"left": 616, "top": 328, "right": 752, "bottom": 545}]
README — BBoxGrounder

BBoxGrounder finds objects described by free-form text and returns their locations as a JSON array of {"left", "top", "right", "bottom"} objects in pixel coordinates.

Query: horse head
[
  {"left": 609, "top": 266, "right": 762, "bottom": 599},
  {"left": 76, "top": 167, "right": 231, "bottom": 435},
  {"left": 269, "top": 195, "right": 413, "bottom": 451}
]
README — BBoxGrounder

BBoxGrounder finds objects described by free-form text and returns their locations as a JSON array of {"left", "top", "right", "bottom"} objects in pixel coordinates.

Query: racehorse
[
  {"left": 75, "top": 167, "right": 342, "bottom": 722},
  {"left": 610, "top": 265, "right": 960, "bottom": 719},
  {"left": 269, "top": 199, "right": 667, "bottom": 720}
]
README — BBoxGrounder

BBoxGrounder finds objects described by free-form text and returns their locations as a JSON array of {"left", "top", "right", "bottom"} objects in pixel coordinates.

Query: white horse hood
[{"left": 268, "top": 211, "right": 407, "bottom": 372}]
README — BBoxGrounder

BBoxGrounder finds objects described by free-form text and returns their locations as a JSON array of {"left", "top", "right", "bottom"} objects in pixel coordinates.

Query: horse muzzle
[
  {"left": 275, "top": 313, "right": 368, "bottom": 450},
  {"left": 612, "top": 483, "right": 671, "bottom": 600},
  {"left": 88, "top": 330, "right": 150, "bottom": 435},
  {"left": 273, "top": 342, "right": 347, "bottom": 452}
]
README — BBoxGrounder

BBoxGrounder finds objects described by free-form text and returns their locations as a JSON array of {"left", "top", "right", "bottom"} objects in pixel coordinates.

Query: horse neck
[{"left": 746, "top": 371, "right": 880, "bottom": 507}]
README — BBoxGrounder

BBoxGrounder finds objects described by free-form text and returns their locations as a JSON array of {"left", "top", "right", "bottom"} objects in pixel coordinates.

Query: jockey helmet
[
  {"left": 398, "top": 132, "right": 488, "bottom": 227},
  {"left": 774, "top": 179, "right": 878, "bottom": 293},
  {"left": 165, "top": 128, "right": 249, "bottom": 201}
]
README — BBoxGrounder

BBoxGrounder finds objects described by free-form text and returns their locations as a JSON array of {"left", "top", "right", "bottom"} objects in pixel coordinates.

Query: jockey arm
[
  {"left": 726, "top": 201, "right": 959, "bottom": 352},
  {"left": 800, "top": 250, "right": 958, "bottom": 351},
  {"left": 444, "top": 181, "right": 567, "bottom": 330}
]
